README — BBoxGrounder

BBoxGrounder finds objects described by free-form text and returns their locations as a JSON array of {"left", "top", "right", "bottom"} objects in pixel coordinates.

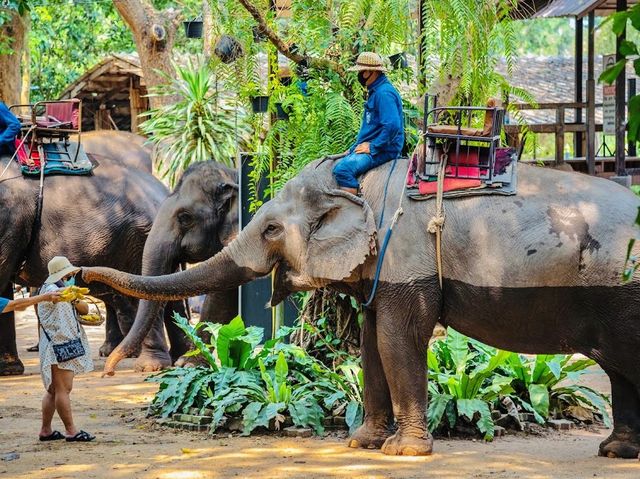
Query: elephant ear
[{"left": 305, "top": 190, "right": 377, "bottom": 283}]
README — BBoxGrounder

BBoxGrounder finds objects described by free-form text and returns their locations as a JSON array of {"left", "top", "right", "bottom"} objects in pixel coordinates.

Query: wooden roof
[
  {"left": 58, "top": 54, "right": 144, "bottom": 102},
  {"left": 535, "top": 0, "right": 640, "bottom": 18}
]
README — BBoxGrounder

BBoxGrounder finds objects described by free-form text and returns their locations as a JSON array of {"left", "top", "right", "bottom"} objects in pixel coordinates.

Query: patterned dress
[{"left": 38, "top": 283, "right": 93, "bottom": 390}]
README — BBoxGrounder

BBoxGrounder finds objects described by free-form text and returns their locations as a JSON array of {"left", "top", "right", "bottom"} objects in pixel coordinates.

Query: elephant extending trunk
[
  {"left": 83, "top": 247, "right": 259, "bottom": 301},
  {"left": 102, "top": 233, "right": 180, "bottom": 374}
]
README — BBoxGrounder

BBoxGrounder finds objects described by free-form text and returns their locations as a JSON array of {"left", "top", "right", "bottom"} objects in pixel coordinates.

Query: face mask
[
  {"left": 63, "top": 277, "right": 76, "bottom": 287},
  {"left": 357, "top": 71, "right": 369, "bottom": 87}
]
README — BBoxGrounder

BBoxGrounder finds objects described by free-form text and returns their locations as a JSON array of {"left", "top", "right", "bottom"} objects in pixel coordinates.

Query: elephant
[
  {"left": 108, "top": 160, "right": 239, "bottom": 372},
  {"left": 0, "top": 131, "right": 177, "bottom": 375},
  {"left": 83, "top": 158, "right": 640, "bottom": 459},
  {"left": 75, "top": 130, "right": 153, "bottom": 173}
]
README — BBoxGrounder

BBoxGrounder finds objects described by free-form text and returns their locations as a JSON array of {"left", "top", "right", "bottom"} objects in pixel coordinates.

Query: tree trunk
[
  {"left": 0, "top": 9, "right": 29, "bottom": 106},
  {"left": 112, "top": 0, "right": 180, "bottom": 108}
]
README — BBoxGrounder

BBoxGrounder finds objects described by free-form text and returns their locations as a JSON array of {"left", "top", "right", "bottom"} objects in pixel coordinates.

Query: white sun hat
[{"left": 45, "top": 256, "right": 80, "bottom": 284}]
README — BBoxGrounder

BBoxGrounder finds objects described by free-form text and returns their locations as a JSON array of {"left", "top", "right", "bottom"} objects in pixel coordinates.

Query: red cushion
[{"left": 418, "top": 178, "right": 482, "bottom": 195}]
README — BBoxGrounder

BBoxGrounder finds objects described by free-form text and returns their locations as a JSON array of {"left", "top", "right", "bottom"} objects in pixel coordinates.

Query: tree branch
[{"left": 236, "top": 0, "right": 345, "bottom": 79}]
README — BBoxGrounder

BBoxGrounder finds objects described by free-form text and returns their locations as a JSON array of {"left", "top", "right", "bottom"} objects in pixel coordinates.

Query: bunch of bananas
[
  {"left": 59, "top": 286, "right": 90, "bottom": 303},
  {"left": 79, "top": 313, "right": 102, "bottom": 324}
]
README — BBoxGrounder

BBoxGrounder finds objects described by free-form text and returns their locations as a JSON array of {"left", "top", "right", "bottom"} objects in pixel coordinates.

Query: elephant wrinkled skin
[
  {"left": 105, "top": 161, "right": 239, "bottom": 372},
  {"left": 84, "top": 159, "right": 640, "bottom": 459},
  {"left": 0, "top": 131, "right": 176, "bottom": 375}
]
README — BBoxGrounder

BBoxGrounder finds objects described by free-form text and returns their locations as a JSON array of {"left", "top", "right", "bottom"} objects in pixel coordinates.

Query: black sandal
[
  {"left": 39, "top": 430, "right": 64, "bottom": 441},
  {"left": 65, "top": 430, "right": 95, "bottom": 442}
]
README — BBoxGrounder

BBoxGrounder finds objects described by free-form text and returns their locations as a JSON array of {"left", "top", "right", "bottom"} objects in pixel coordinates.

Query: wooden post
[
  {"left": 129, "top": 77, "right": 143, "bottom": 133},
  {"left": 615, "top": 0, "right": 628, "bottom": 177},
  {"left": 587, "top": 12, "right": 596, "bottom": 175},
  {"left": 575, "top": 17, "right": 584, "bottom": 157},
  {"left": 556, "top": 107, "right": 565, "bottom": 166}
]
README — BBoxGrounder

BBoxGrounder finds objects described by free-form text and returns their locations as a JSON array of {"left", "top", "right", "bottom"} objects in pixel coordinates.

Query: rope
[
  {"left": 362, "top": 156, "right": 413, "bottom": 308},
  {"left": 0, "top": 125, "right": 36, "bottom": 181},
  {"left": 428, "top": 143, "right": 449, "bottom": 289}
]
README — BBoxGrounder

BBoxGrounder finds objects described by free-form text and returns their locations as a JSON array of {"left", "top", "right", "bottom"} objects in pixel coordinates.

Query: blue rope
[
  {"left": 363, "top": 157, "right": 400, "bottom": 308},
  {"left": 377, "top": 158, "right": 398, "bottom": 229}
]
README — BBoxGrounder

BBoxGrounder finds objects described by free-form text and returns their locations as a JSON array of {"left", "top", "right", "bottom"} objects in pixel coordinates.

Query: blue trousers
[{"left": 332, "top": 153, "right": 376, "bottom": 189}]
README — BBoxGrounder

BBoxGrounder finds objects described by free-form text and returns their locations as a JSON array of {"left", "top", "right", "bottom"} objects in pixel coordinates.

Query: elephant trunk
[
  {"left": 103, "top": 232, "right": 180, "bottom": 375},
  {"left": 83, "top": 246, "right": 259, "bottom": 302}
]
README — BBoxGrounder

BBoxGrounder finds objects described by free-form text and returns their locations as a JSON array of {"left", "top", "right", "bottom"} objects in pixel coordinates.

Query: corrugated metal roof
[{"left": 535, "top": 0, "right": 640, "bottom": 18}]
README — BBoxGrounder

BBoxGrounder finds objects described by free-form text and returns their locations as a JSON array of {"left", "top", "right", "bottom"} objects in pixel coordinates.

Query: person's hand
[
  {"left": 354, "top": 142, "right": 370, "bottom": 154},
  {"left": 43, "top": 291, "right": 61, "bottom": 303}
]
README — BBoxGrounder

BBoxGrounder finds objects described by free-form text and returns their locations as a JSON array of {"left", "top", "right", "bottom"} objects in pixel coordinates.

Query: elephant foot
[
  {"left": 134, "top": 349, "right": 172, "bottom": 372},
  {"left": 174, "top": 352, "right": 210, "bottom": 368},
  {"left": 0, "top": 353, "right": 25, "bottom": 376},
  {"left": 347, "top": 422, "right": 393, "bottom": 449},
  {"left": 381, "top": 432, "right": 433, "bottom": 456},
  {"left": 598, "top": 430, "right": 640, "bottom": 459}
]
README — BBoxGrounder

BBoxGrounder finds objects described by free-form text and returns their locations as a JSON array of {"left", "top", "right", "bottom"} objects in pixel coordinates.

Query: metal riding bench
[{"left": 9, "top": 99, "right": 93, "bottom": 176}]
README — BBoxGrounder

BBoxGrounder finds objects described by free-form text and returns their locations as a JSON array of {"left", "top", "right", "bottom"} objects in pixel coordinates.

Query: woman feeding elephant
[{"left": 37, "top": 256, "right": 95, "bottom": 442}]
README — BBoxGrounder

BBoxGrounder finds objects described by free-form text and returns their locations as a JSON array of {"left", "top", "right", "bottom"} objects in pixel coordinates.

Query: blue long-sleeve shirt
[
  {"left": 350, "top": 74, "right": 404, "bottom": 163},
  {"left": 0, "top": 102, "right": 21, "bottom": 155}
]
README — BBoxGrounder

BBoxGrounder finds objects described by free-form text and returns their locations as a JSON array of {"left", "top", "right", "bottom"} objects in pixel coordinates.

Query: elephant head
[
  {"left": 104, "top": 161, "right": 239, "bottom": 371},
  {"left": 84, "top": 160, "right": 378, "bottom": 373}
]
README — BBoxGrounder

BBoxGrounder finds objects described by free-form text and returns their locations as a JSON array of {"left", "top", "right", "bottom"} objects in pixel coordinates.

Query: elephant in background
[
  {"left": 107, "top": 161, "right": 239, "bottom": 372},
  {"left": 0, "top": 131, "right": 182, "bottom": 375},
  {"left": 85, "top": 159, "right": 640, "bottom": 459}
]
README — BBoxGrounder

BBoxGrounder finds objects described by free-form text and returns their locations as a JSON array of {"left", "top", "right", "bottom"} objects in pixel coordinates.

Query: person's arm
[
  {"left": 368, "top": 91, "right": 403, "bottom": 156},
  {"left": 0, "top": 103, "right": 21, "bottom": 145},
  {"left": 1, "top": 291, "right": 61, "bottom": 313}
]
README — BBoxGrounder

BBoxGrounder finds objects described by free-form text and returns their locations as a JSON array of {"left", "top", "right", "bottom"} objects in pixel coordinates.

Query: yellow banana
[{"left": 80, "top": 313, "right": 102, "bottom": 323}]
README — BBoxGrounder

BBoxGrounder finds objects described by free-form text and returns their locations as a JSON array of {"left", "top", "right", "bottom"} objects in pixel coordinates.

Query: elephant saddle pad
[
  {"left": 405, "top": 147, "right": 517, "bottom": 201},
  {"left": 15, "top": 139, "right": 94, "bottom": 176}
]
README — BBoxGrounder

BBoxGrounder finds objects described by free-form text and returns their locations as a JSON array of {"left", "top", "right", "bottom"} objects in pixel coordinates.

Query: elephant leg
[
  {"left": 135, "top": 302, "right": 172, "bottom": 372},
  {"left": 376, "top": 304, "right": 435, "bottom": 456},
  {"left": 348, "top": 308, "right": 394, "bottom": 450},
  {"left": 99, "top": 302, "right": 123, "bottom": 357},
  {"left": 599, "top": 370, "right": 640, "bottom": 459},
  {"left": 0, "top": 284, "right": 24, "bottom": 376}
]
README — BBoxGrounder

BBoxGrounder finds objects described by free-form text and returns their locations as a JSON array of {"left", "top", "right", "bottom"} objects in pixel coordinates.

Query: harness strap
[{"left": 427, "top": 143, "right": 449, "bottom": 289}]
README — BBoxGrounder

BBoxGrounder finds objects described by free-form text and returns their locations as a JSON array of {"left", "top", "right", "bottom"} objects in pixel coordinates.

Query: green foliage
[
  {"left": 427, "top": 328, "right": 514, "bottom": 440},
  {"left": 422, "top": 0, "right": 524, "bottom": 106},
  {"left": 140, "top": 58, "right": 251, "bottom": 185},
  {"left": 149, "top": 314, "right": 363, "bottom": 436},
  {"left": 506, "top": 353, "right": 611, "bottom": 427},
  {"left": 28, "top": 0, "right": 133, "bottom": 101},
  {"left": 427, "top": 328, "right": 611, "bottom": 440}
]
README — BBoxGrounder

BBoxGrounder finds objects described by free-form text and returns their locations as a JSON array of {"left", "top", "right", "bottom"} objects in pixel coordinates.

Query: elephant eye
[
  {"left": 177, "top": 211, "right": 195, "bottom": 228},
  {"left": 263, "top": 223, "right": 282, "bottom": 239}
]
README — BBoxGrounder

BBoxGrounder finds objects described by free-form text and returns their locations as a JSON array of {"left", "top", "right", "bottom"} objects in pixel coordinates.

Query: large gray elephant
[
  {"left": 84, "top": 159, "right": 640, "bottom": 459},
  {"left": 112, "top": 160, "right": 239, "bottom": 372},
  {"left": 0, "top": 131, "right": 178, "bottom": 375}
]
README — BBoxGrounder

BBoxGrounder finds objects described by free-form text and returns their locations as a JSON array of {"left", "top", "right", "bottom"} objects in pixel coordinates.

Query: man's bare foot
[{"left": 340, "top": 187, "right": 359, "bottom": 195}]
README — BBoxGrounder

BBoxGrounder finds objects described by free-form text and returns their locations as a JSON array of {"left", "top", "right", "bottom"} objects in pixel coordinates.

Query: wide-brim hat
[
  {"left": 46, "top": 256, "right": 80, "bottom": 284},
  {"left": 348, "top": 52, "right": 387, "bottom": 72}
]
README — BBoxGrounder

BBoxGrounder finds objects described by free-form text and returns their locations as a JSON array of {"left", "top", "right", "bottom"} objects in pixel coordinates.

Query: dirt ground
[{"left": 1, "top": 310, "right": 639, "bottom": 479}]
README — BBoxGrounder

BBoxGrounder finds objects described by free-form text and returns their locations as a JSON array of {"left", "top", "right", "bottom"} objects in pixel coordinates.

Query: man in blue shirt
[
  {"left": 0, "top": 101, "right": 21, "bottom": 156},
  {"left": 333, "top": 52, "right": 404, "bottom": 195}
]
